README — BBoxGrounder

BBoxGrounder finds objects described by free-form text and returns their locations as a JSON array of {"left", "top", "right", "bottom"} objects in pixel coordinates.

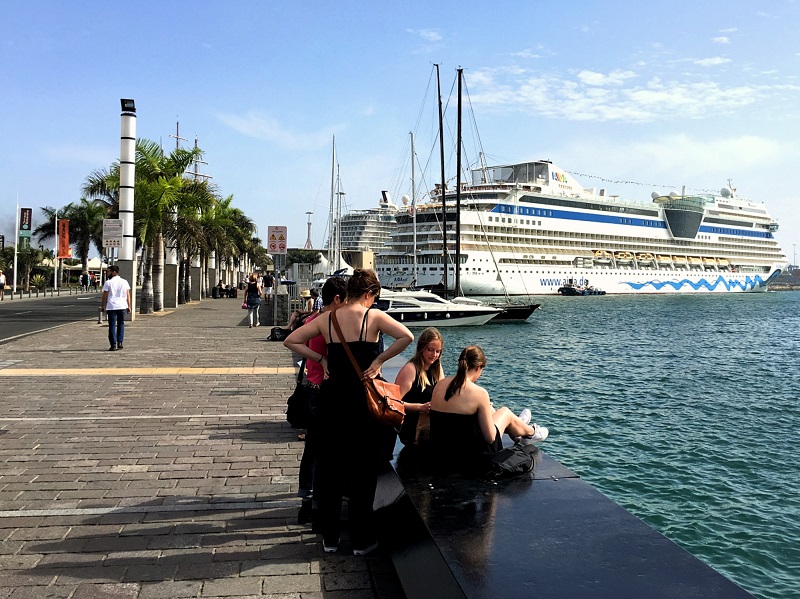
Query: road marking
[
  {"left": 11, "top": 311, "right": 33, "bottom": 315},
  {"left": 0, "top": 366, "right": 295, "bottom": 376},
  {"left": 0, "top": 499, "right": 297, "bottom": 519},
  {"left": 0, "top": 413, "right": 271, "bottom": 422}
]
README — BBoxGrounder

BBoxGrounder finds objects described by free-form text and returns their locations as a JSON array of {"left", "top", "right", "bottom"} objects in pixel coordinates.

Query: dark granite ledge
[{"left": 378, "top": 445, "right": 754, "bottom": 599}]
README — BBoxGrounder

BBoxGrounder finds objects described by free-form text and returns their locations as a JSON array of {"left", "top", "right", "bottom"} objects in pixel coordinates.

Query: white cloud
[
  {"left": 577, "top": 69, "right": 637, "bottom": 86},
  {"left": 217, "top": 112, "right": 343, "bottom": 150},
  {"left": 467, "top": 68, "right": 765, "bottom": 122},
  {"left": 407, "top": 28, "right": 442, "bottom": 43},
  {"left": 712, "top": 36, "right": 730, "bottom": 44},
  {"left": 694, "top": 57, "right": 731, "bottom": 66},
  {"left": 719, "top": 27, "right": 738, "bottom": 33}
]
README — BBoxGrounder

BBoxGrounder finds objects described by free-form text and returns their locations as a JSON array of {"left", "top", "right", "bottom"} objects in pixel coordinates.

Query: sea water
[{"left": 410, "top": 291, "right": 799, "bottom": 599}]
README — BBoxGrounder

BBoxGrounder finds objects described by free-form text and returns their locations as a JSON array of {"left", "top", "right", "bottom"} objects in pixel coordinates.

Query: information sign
[{"left": 103, "top": 219, "right": 124, "bottom": 248}]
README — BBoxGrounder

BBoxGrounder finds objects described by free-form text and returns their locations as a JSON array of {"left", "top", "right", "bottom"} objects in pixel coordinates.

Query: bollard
[{"left": 98, "top": 308, "right": 104, "bottom": 324}]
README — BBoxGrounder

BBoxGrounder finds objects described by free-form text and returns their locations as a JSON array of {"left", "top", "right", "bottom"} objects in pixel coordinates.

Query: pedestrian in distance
[
  {"left": 245, "top": 274, "right": 262, "bottom": 328},
  {"left": 101, "top": 265, "right": 132, "bottom": 351},
  {"left": 0, "top": 269, "right": 6, "bottom": 300},
  {"left": 263, "top": 271, "right": 274, "bottom": 302}
]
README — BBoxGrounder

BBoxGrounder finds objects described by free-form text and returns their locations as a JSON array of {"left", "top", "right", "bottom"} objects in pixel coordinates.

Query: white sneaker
[
  {"left": 517, "top": 424, "right": 549, "bottom": 445},
  {"left": 518, "top": 408, "right": 531, "bottom": 426}
]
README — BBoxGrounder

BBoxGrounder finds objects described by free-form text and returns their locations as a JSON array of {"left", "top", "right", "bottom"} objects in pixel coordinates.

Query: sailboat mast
[
  {"left": 328, "top": 136, "right": 336, "bottom": 274},
  {"left": 455, "top": 67, "right": 463, "bottom": 297},
  {"left": 410, "top": 131, "right": 418, "bottom": 286},
  {"left": 436, "top": 63, "right": 448, "bottom": 297}
]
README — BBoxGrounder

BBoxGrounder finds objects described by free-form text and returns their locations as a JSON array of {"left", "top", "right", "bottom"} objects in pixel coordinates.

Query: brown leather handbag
[{"left": 330, "top": 311, "right": 405, "bottom": 428}]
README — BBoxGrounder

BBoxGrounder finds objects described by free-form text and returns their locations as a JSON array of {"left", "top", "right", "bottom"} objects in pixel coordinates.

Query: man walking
[
  {"left": 0, "top": 269, "right": 5, "bottom": 301},
  {"left": 101, "top": 265, "right": 132, "bottom": 351},
  {"left": 263, "top": 271, "right": 274, "bottom": 302}
]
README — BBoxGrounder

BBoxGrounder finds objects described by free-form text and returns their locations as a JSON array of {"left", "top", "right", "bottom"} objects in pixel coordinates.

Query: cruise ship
[
  {"left": 334, "top": 192, "right": 399, "bottom": 253},
  {"left": 376, "top": 159, "right": 788, "bottom": 295}
]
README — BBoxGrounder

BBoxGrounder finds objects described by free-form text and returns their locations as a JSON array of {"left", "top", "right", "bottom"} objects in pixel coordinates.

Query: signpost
[{"left": 267, "top": 226, "right": 288, "bottom": 326}]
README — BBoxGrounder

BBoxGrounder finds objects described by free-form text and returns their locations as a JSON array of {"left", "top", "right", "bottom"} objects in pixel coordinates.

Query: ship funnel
[{"left": 381, "top": 190, "right": 391, "bottom": 206}]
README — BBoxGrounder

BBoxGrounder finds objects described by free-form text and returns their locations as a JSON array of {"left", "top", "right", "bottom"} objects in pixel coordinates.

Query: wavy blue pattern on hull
[{"left": 622, "top": 273, "right": 777, "bottom": 292}]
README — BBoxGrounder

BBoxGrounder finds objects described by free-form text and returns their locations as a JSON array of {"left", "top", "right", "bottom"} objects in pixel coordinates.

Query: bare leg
[{"left": 492, "top": 407, "right": 534, "bottom": 438}]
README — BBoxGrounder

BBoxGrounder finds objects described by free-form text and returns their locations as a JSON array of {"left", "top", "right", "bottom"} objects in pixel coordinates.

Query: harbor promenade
[{"left": 0, "top": 298, "right": 403, "bottom": 598}]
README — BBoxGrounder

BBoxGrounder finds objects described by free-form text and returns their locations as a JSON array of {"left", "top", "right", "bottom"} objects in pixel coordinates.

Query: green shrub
[{"left": 30, "top": 274, "right": 48, "bottom": 289}]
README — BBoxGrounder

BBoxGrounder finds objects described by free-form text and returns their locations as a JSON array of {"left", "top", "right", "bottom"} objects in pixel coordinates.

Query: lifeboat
[
  {"left": 703, "top": 257, "right": 717, "bottom": 268},
  {"left": 717, "top": 258, "right": 730, "bottom": 268},
  {"left": 614, "top": 251, "right": 634, "bottom": 263},
  {"left": 656, "top": 255, "right": 672, "bottom": 264},
  {"left": 687, "top": 256, "right": 703, "bottom": 266},
  {"left": 672, "top": 255, "right": 688, "bottom": 266},
  {"left": 636, "top": 252, "right": 655, "bottom": 263},
  {"left": 593, "top": 250, "right": 612, "bottom": 263}
]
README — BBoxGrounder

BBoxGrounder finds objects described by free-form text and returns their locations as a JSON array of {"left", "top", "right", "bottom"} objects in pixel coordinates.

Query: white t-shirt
[{"left": 103, "top": 275, "right": 131, "bottom": 310}]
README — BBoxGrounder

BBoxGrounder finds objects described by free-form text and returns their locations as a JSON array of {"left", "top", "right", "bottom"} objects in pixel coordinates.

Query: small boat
[
  {"left": 717, "top": 258, "right": 730, "bottom": 268},
  {"left": 703, "top": 257, "right": 718, "bottom": 268},
  {"left": 687, "top": 256, "right": 703, "bottom": 266},
  {"left": 656, "top": 254, "right": 672, "bottom": 264},
  {"left": 376, "top": 288, "right": 501, "bottom": 326},
  {"left": 636, "top": 252, "right": 655, "bottom": 263},
  {"left": 557, "top": 282, "right": 606, "bottom": 296}
]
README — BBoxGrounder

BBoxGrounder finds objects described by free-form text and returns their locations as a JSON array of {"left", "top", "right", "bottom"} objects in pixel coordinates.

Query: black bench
[{"left": 375, "top": 444, "right": 754, "bottom": 599}]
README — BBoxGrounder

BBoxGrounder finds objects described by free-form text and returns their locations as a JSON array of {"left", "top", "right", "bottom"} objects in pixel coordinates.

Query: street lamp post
[{"left": 118, "top": 99, "right": 137, "bottom": 319}]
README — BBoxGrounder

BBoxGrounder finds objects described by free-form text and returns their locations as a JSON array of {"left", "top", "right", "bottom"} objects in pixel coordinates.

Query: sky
[{"left": 1, "top": 0, "right": 799, "bottom": 264}]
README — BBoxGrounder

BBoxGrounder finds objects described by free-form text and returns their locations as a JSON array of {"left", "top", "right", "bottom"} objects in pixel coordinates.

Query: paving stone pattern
[{"left": 0, "top": 299, "right": 404, "bottom": 598}]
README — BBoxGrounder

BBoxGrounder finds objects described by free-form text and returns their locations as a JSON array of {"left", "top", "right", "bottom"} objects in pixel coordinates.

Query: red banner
[{"left": 57, "top": 219, "right": 71, "bottom": 258}]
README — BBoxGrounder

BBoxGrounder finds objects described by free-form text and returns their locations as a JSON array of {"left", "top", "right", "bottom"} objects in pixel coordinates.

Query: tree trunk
[
  {"left": 139, "top": 244, "right": 154, "bottom": 314},
  {"left": 152, "top": 231, "right": 165, "bottom": 312},
  {"left": 184, "top": 255, "right": 192, "bottom": 302},
  {"left": 177, "top": 248, "right": 186, "bottom": 305},
  {"left": 202, "top": 253, "right": 209, "bottom": 299}
]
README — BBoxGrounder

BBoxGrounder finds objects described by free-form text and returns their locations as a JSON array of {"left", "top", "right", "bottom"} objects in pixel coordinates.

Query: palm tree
[{"left": 64, "top": 199, "right": 107, "bottom": 272}]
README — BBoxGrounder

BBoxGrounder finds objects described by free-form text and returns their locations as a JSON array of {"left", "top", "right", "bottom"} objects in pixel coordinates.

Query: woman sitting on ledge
[{"left": 429, "top": 345, "right": 548, "bottom": 471}]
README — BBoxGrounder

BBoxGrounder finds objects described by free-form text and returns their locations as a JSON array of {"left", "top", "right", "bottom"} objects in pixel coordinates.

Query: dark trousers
[
  {"left": 316, "top": 436, "right": 380, "bottom": 548},
  {"left": 298, "top": 387, "right": 321, "bottom": 498},
  {"left": 107, "top": 310, "right": 125, "bottom": 347}
]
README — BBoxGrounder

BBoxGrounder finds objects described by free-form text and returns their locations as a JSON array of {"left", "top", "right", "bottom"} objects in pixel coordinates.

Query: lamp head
[{"left": 120, "top": 99, "right": 136, "bottom": 114}]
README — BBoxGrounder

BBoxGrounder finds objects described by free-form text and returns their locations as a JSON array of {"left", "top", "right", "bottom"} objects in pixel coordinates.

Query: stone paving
[{"left": 0, "top": 298, "right": 404, "bottom": 598}]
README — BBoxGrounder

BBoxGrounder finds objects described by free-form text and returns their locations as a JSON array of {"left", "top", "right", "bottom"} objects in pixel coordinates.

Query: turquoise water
[{"left": 422, "top": 292, "right": 800, "bottom": 599}]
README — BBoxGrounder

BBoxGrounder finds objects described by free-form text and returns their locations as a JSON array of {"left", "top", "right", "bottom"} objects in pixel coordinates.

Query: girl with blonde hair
[{"left": 395, "top": 327, "right": 444, "bottom": 446}]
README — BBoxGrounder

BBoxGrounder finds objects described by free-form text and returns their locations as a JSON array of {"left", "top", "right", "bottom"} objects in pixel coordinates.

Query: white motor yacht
[{"left": 375, "top": 288, "right": 501, "bottom": 327}]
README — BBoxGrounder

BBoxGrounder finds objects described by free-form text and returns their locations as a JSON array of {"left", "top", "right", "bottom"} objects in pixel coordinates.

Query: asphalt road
[{"left": 0, "top": 291, "right": 102, "bottom": 344}]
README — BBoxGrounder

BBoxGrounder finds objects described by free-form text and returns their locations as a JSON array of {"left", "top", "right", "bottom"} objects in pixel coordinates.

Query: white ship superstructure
[
  {"left": 334, "top": 192, "right": 399, "bottom": 253},
  {"left": 376, "top": 160, "right": 788, "bottom": 295}
]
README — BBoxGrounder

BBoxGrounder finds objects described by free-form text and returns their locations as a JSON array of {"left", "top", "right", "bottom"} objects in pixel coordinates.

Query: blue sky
[{"left": 2, "top": 0, "right": 799, "bottom": 263}]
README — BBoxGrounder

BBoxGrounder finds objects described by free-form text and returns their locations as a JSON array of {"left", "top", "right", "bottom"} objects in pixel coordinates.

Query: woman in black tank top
[
  {"left": 283, "top": 269, "right": 413, "bottom": 555},
  {"left": 395, "top": 327, "right": 444, "bottom": 446}
]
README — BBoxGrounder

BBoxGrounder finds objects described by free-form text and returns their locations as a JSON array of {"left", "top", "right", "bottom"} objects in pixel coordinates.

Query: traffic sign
[{"left": 267, "top": 225, "right": 288, "bottom": 255}]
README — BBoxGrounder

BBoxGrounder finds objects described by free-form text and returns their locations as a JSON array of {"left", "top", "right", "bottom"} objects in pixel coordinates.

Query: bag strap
[{"left": 330, "top": 311, "right": 367, "bottom": 381}]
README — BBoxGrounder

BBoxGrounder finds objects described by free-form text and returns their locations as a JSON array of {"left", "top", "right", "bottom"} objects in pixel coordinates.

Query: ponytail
[{"left": 444, "top": 345, "right": 486, "bottom": 400}]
